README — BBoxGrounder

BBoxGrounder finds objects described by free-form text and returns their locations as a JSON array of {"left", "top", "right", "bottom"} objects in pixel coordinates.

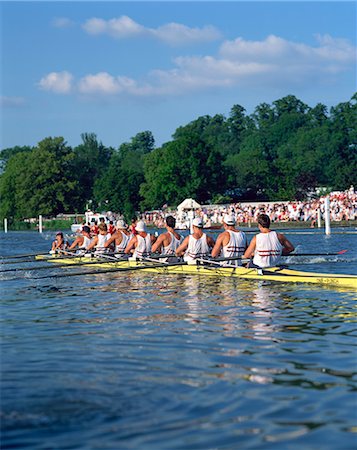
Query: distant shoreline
[
  {"left": 1, "top": 218, "right": 356, "bottom": 232},
  {"left": 155, "top": 220, "right": 357, "bottom": 232}
]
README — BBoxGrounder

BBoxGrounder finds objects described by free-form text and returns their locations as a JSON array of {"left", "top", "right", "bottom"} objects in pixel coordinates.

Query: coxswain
[
  {"left": 211, "top": 214, "right": 247, "bottom": 265},
  {"left": 124, "top": 220, "right": 156, "bottom": 258},
  {"left": 51, "top": 232, "right": 69, "bottom": 253},
  {"left": 151, "top": 215, "right": 183, "bottom": 256},
  {"left": 243, "top": 213, "right": 294, "bottom": 268},
  {"left": 87, "top": 223, "right": 110, "bottom": 254},
  {"left": 104, "top": 220, "right": 130, "bottom": 256},
  {"left": 68, "top": 225, "right": 93, "bottom": 253},
  {"left": 175, "top": 217, "right": 215, "bottom": 263}
]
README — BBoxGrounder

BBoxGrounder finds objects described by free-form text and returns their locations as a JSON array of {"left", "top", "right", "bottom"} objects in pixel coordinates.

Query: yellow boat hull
[{"left": 36, "top": 254, "right": 357, "bottom": 289}]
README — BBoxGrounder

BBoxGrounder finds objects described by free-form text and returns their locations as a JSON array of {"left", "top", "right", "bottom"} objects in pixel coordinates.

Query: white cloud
[
  {"left": 38, "top": 71, "right": 73, "bottom": 94},
  {"left": 141, "top": 34, "right": 355, "bottom": 94},
  {"left": 174, "top": 55, "right": 273, "bottom": 79},
  {"left": 78, "top": 72, "right": 135, "bottom": 94},
  {"left": 151, "top": 23, "right": 221, "bottom": 45},
  {"left": 82, "top": 15, "right": 221, "bottom": 45},
  {"left": 314, "top": 34, "right": 356, "bottom": 62},
  {"left": 38, "top": 34, "right": 356, "bottom": 98},
  {"left": 78, "top": 72, "right": 124, "bottom": 94},
  {"left": 83, "top": 16, "right": 145, "bottom": 38},
  {"left": 52, "top": 17, "right": 75, "bottom": 28},
  {"left": 220, "top": 35, "right": 290, "bottom": 61},
  {"left": 0, "top": 96, "right": 26, "bottom": 107},
  {"left": 220, "top": 34, "right": 356, "bottom": 69}
]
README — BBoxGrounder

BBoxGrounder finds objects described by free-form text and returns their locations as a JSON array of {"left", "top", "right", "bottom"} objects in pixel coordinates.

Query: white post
[
  {"left": 188, "top": 210, "right": 194, "bottom": 234},
  {"left": 4, "top": 218, "right": 8, "bottom": 233},
  {"left": 317, "top": 209, "right": 321, "bottom": 228},
  {"left": 189, "top": 217, "right": 194, "bottom": 234},
  {"left": 324, "top": 197, "right": 331, "bottom": 235},
  {"left": 39, "top": 215, "right": 43, "bottom": 233}
]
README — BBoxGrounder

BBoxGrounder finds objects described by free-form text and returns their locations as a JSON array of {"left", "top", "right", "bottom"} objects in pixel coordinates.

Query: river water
[{"left": 1, "top": 229, "right": 357, "bottom": 449}]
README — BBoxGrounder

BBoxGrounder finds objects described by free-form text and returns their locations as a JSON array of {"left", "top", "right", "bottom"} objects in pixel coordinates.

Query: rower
[
  {"left": 51, "top": 231, "right": 69, "bottom": 253},
  {"left": 129, "top": 216, "right": 138, "bottom": 236},
  {"left": 90, "top": 219, "right": 99, "bottom": 236},
  {"left": 176, "top": 217, "right": 215, "bottom": 263},
  {"left": 104, "top": 219, "right": 130, "bottom": 257},
  {"left": 243, "top": 213, "right": 294, "bottom": 268},
  {"left": 68, "top": 225, "right": 93, "bottom": 253},
  {"left": 87, "top": 223, "right": 110, "bottom": 254},
  {"left": 107, "top": 220, "right": 116, "bottom": 235},
  {"left": 152, "top": 215, "right": 183, "bottom": 256},
  {"left": 124, "top": 220, "right": 156, "bottom": 258},
  {"left": 211, "top": 214, "right": 247, "bottom": 265}
]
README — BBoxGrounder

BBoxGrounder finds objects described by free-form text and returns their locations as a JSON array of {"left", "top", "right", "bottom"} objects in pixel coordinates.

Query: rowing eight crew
[{"left": 53, "top": 213, "right": 294, "bottom": 269}]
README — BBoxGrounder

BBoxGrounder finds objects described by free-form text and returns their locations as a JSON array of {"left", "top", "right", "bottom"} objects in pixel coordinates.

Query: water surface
[{"left": 1, "top": 230, "right": 357, "bottom": 449}]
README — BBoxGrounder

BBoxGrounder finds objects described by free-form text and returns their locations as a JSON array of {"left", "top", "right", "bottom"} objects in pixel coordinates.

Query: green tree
[
  {"left": 225, "top": 131, "right": 270, "bottom": 199},
  {"left": 1, "top": 93, "right": 355, "bottom": 220},
  {"left": 0, "top": 145, "right": 33, "bottom": 173},
  {"left": 273, "top": 128, "right": 326, "bottom": 199},
  {"left": 0, "top": 137, "right": 79, "bottom": 220},
  {"left": 141, "top": 133, "right": 225, "bottom": 209},
  {"left": 173, "top": 114, "right": 232, "bottom": 157},
  {"left": 0, "top": 152, "right": 30, "bottom": 219},
  {"left": 71, "top": 133, "right": 113, "bottom": 210},
  {"left": 226, "top": 104, "right": 253, "bottom": 155},
  {"left": 325, "top": 94, "right": 357, "bottom": 188},
  {"left": 95, "top": 131, "right": 155, "bottom": 219}
]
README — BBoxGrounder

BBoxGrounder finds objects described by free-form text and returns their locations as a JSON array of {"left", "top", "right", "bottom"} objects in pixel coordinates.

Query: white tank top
[
  {"left": 253, "top": 231, "right": 283, "bottom": 268},
  {"left": 184, "top": 234, "right": 210, "bottom": 262},
  {"left": 163, "top": 232, "right": 182, "bottom": 255},
  {"left": 115, "top": 231, "right": 130, "bottom": 254},
  {"left": 133, "top": 234, "right": 152, "bottom": 258},
  {"left": 222, "top": 230, "right": 247, "bottom": 265},
  {"left": 95, "top": 233, "right": 109, "bottom": 253},
  {"left": 79, "top": 235, "right": 92, "bottom": 250}
]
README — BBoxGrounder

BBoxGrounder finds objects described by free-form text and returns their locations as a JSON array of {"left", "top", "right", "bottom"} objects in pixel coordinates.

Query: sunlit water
[{"left": 1, "top": 229, "right": 357, "bottom": 449}]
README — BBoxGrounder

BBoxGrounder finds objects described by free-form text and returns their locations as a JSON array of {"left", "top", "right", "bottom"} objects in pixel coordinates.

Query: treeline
[{"left": 1, "top": 94, "right": 356, "bottom": 222}]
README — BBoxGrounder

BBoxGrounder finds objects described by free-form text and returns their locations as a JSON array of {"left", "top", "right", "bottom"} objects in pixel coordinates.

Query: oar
[
  {"left": 0, "top": 259, "right": 44, "bottom": 266},
  {"left": 92, "top": 252, "right": 128, "bottom": 262},
  {"left": 287, "top": 250, "right": 347, "bottom": 257},
  {"left": 0, "top": 252, "right": 52, "bottom": 260},
  {"left": 196, "top": 257, "right": 250, "bottom": 266},
  {"left": 56, "top": 248, "right": 89, "bottom": 258},
  {"left": 208, "top": 251, "right": 348, "bottom": 260},
  {"left": 0, "top": 250, "right": 83, "bottom": 264},
  {"left": 0, "top": 248, "right": 94, "bottom": 261},
  {"left": 138, "top": 256, "right": 170, "bottom": 265},
  {"left": 32, "top": 260, "right": 188, "bottom": 280},
  {"left": 0, "top": 253, "right": 176, "bottom": 273},
  {"left": 0, "top": 257, "right": 129, "bottom": 273}
]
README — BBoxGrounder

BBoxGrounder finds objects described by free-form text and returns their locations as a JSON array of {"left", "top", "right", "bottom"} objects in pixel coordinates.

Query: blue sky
[{"left": 1, "top": 1, "right": 356, "bottom": 150}]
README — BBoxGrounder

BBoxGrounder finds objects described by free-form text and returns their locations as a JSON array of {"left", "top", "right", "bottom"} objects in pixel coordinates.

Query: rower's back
[{"left": 253, "top": 230, "right": 283, "bottom": 268}]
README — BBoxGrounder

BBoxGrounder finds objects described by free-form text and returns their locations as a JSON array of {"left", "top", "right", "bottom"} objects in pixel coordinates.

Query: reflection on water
[{"left": 1, "top": 231, "right": 357, "bottom": 449}]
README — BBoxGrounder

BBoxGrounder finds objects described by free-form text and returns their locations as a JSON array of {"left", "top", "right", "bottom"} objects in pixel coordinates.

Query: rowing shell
[{"left": 36, "top": 255, "right": 357, "bottom": 289}]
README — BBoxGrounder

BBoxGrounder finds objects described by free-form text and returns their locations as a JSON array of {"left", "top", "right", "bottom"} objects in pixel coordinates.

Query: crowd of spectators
[{"left": 142, "top": 187, "right": 357, "bottom": 229}]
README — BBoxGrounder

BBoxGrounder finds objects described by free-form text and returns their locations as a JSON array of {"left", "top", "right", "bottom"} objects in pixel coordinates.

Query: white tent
[{"left": 177, "top": 198, "right": 201, "bottom": 210}]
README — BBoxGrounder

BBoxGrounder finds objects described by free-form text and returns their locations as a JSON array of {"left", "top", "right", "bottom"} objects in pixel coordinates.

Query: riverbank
[
  {"left": 0, "top": 218, "right": 73, "bottom": 232},
  {"left": 1, "top": 218, "right": 356, "bottom": 232}
]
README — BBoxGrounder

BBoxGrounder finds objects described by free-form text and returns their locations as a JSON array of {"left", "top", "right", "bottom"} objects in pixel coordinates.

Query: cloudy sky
[{"left": 1, "top": 1, "right": 356, "bottom": 149}]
